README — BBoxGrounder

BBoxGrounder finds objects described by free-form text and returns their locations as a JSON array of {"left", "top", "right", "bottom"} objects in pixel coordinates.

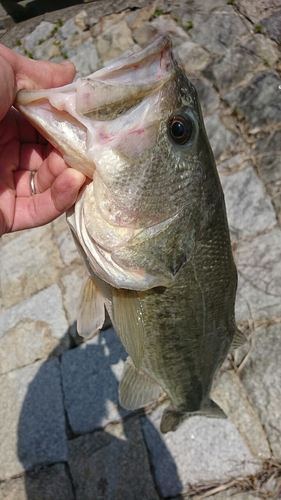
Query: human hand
[{"left": 0, "top": 44, "right": 86, "bottom": 237}]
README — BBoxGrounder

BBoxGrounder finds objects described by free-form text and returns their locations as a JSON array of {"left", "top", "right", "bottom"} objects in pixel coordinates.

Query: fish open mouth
[{"left": 15, "top": 36, "right": 176, "bottom": 178}]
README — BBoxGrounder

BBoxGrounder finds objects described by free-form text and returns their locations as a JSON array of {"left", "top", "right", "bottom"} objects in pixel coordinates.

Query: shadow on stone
[
  {"left": 1, "top": 0, "right": 85, "bottom": 22},
  {"left": 17, "top": 325, "right": 183, "bottom": 499}
]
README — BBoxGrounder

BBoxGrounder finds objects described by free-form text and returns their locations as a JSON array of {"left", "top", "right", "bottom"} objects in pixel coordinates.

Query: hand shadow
[{"left": 17, "top": 324, "right": 183, "bottom": 499}]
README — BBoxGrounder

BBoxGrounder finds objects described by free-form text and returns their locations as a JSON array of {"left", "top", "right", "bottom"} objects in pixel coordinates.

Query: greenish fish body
[{"left": 15, "top": 36, "right": 244, "bottom": 432}]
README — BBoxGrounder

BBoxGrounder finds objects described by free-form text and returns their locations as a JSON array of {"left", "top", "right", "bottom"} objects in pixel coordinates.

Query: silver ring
[{"left": 30, "top": 171, "right": 37, "bottom": 196}]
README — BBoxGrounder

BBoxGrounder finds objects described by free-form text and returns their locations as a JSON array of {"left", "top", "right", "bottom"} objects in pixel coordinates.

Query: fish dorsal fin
[
  {"left": 119, "top": 357, "right": 163, "bottom": 410},
  {"left": 230, "top": 328, "right": 248, "bottom": 352},
  {"left": 112, "top": 289, "right": 145, "bottom": 371},
  {"left": 77, "top": 276, "right": 105, "bottom": 339}
]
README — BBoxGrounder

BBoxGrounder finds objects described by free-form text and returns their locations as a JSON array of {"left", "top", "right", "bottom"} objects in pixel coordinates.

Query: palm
[
  {"left": 0, "top": 108, "right": 85, "bottom": 234},
  {"left": 0, "top": 44, "right": 86, "bottom": 237}
]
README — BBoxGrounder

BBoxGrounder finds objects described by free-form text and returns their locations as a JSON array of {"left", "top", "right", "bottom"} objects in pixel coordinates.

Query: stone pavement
[{"left": 0, "top": 0, "right": 281, "bottom": 498}]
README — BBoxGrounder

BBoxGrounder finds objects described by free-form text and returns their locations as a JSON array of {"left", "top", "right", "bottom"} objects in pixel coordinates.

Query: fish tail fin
[
  {"left": 160, "top": 400, "right": 227, "bottom": 434},
  {"left": 202, "top": 399, "right": 227, "bottom": 419}
]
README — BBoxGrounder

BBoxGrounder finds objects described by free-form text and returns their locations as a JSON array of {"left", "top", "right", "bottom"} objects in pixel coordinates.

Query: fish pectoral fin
[
  {"left": 112, "top": 289, "right": 145, "bottom": 371},
  {"left": 77, "top": 276, "right": 105, "bottom": 339},
  {"left": 160, "top": 400, "right": 227, "bottom": 434},
  {"left": 119, "top": 357, "right": 163, "bottom": 410},
  {"left": 230, "top": 327, "right": 248, "bottom": 352}
]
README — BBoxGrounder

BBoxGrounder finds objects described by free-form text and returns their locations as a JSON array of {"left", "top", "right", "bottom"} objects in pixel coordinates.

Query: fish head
[{"left": 15, "top": 36, "right": 217, "bottom": 290}]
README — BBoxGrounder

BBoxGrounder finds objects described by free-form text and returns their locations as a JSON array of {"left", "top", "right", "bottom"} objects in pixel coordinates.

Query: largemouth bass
[{"left": 15, "top": 36, "right": 245, "bottom": 433}]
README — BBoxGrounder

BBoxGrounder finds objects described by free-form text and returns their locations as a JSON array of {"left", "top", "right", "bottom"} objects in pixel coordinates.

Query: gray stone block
[
  {"left": 24, "top": 21, "right": 56, "bottom": 53},
  {"left": 0, "top": 464, "right": 74, "bottom": 500},
  {"left": 1, "top": 226, "right": 63, "bottom": 309},
  {"left": 235, "top": 0, "right": 275, "bottom": 24},
  {"left": 234, "top": 228, "right": 281, "bottom": 321},
  {"left": 174, "top": 40, "right": 211, "bottom": 73},
  {"left": 57, "top": 227, "right": 79, "bottom": 266},
  {"left": 223, "top": 71, "right": 281, "bottom": 128},
  {"left": 241, "top": 323, "right": 281, "bottom": 458},
  {"left": 0, "top": 285, "right": 70, "bottom": 374},
  {"left": 32, "top": 37, "right": 61, "bottom": 61},
  {"left": 70, "top": 38, "right": 100, "bottom": 78},
  {"left": 142, "top": 405, "right": 260, "bottom": 498},
  {"left": 203, "top": 35, "right": 277, "bottom": 92},
  {"left": 261, "top": 9, "right": 281, "bottom": 44},
  {"left": 61, "top": 328, "right": 130, "bottom": 435},
  {"left": 60, "top": 267, "right": 85, "bottom": 327},
  {"left": 220, "top": 166, "right": 277, "bottom": 240},
  {"left": 204, "top": 111, "right": 236, "bottom": 160},
  {"left": 211, "top": 370, "right": 271, "bottom": 459},
  {"left": 256, "top": 130, "right": 281, "bottom": 185},
  {"left": 190, "top": 9, "right": 249, "bottom": 55},
  {"left": 56, "top": 18, "right": 83, "bottom": 41},
  {"left": 150, "top": 14, "right": 192, "bottom": 47},
  {"left": 0, "top": 359, "right": 67, "bottom": 480},
  {"left": 68, "top": 418, "right": 159, "bottom": 500},
  {"left": 192, "top": 77, "right": 220, "bottom": 116}
]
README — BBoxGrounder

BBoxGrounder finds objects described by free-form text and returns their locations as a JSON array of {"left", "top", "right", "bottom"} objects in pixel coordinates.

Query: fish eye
[{"left": 168, "top": 115, "right": 193, "bottom": 146}]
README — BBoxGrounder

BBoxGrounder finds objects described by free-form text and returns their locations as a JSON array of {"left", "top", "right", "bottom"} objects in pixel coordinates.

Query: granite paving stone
[
  {"left": 61, "top": 328, "right": 129, "bottom": 435},
  {"left": 68, "top": 418, "right": 159, "bottom": 500},
  {"left": 234, "top": 0, "right": 277, "bottom": 24},
  {"left": 53, "top": 215, "right": 82, "bottom": 266},
  {"left": 256, "top": 129, "right": 281, "bottom": 185},
  {"left": 149, "top": 14, "right": 192, "bottom": 47},
  {"left": 204, "top": 111, "right": 236, "bottom": 160},
  {"left": 173, "top": 0, "right": 227, "bottom": 32},
  {"left": 68, "top": 37, "right": 100, "bottom": 77},
  {"left": 261, "top": 9, "right": 281, "bottom": 45},
  {"left": 223, "top": 71, "right": 281, "bottom": 128},
  {"left": 0, "top": 285, "right": 70, "bottom": 373},
  {"left": 174, "top": 40, "right": 211, "bottom": 73},
  {"left": 211, "top": 370, "right": 271, "bottom": 459},
  {"left": 56, "top": 17, "right": 83, "bottom": 42},
  {"left": 189, "top": 9, "right": 249, "bottom": 55},
  {"left": 255, "top": 129, "right": 281, "bottom": 225},
  {"left": 220, "top": 166, "right": 277, "bottom": 240},
  {"left": 192, "top": 77, "right": 220, "bottom": 116},
  {"left": 0, "top": 464, "right": 75, "bottom": 500},
  {"left": 202, "top": 35, "right": 278, "bottom": 93},
  {"left": 235, "top": 228, "right": 281, "bottom": 321},
  {"left": 1, "top": 226, "right": 63, "bottom": 309},
  {"left": 54, "top": 31, "right": 92, "bottom": 60},
  {"left": 0, "top": 358, "right": 67, "bottom": 480},
  {"left": 32, "top": 37, "right": 61, "bottom": 61},
  {"left": 60, "top": 267, "right": 85, "bottom": 327},
  {"left": 95, "top": 20, "right": 135, "bottom": 63},
  {"left": 23, "top": 21, "right": 56, "bottom": 52},
  {"left": 57, "top": 227, "right": 80, "bottom": 266},
  {"left": 241, "top": 323, "right": 281, "bottom": 458},
  {"left": 142, "top": 405, "right": 260, "bottom": 498}
]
